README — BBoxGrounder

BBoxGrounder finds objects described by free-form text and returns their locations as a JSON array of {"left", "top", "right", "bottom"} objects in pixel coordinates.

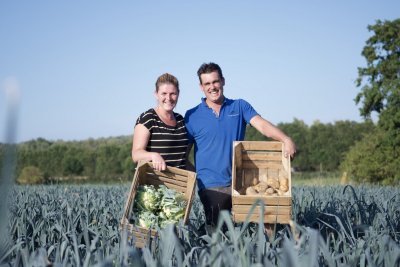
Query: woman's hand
[{"left": 151, "top": 153, "right": 166, "bottom": 171}]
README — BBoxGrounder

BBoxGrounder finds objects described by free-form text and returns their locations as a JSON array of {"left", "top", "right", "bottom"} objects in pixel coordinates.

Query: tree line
[
  {"left": 0, "top": 119, "right": 375, "bottom": 184},
  {"left": 246, "top": 119, "right": 375, "bottom": 172},
  {"left": 1, "top": 136, "right": 135, "bottom": 184}
]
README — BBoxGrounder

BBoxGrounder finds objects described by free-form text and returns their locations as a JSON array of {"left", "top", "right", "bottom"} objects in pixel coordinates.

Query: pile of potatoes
[{"left": 245, "top": 176, "right": 289, "bottom": 196}]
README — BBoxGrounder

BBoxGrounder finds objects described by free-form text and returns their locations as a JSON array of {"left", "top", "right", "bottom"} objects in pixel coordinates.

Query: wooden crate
[
  {"left": 120, "top": 161, "right": 197, "bottom": 248},
  {"left": 231, "top": 141, "right": 292, "bottom": 224}
]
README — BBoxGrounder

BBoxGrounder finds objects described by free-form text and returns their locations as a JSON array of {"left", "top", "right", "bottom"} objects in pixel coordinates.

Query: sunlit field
[
  {"left": 1, "top": 183, "right": 399, "bottom": 266},
  {"left": 292, "top": 172, "right": 342, "bottom": 186}
]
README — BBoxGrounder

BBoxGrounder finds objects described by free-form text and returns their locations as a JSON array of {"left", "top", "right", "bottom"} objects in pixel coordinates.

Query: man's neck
[{"left": 206, "top": 97, "right": 225, "bottom": 115}]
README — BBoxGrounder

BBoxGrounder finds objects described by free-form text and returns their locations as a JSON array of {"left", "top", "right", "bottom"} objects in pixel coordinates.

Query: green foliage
[
  {"left": 307, "top": 120, "right": 375, "bottom": 171},
  {"left": 244, "top": 125, "right": 269, "bottom": 141},
  {"left": 246, "top": 119, "right": 374, "bottom": 172},
  {"left": 345, "top": 18, "right": 400, "bottom": 184},
  {"left": 2, "top": 184, "right": 399, "bottom": 266},
  {"left": 341, "top": 128, "right": 400, "bottom": 184},
  {"left": 13, "top": 136, "right": 135, "bottom": 183},
  {"left": 62, "top": 156, "right": 84, "bottom": 175},
  {"left": 17, "top": 165, "right": 44, "bottom": 184},
  {"left": 4, "top": 119, "right": 374, "bottom": 183},
  {"left": 355, "top": 19, "right": 400, "bottom": 132},
  {"left": 278, "top": 118, "right": 310, "bottom": 170}
]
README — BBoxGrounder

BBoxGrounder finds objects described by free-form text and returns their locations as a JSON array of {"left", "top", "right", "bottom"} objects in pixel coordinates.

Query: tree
[
  {"left": 245, "top": 125, "right": 268, "bottom": 141},
  {"left": 343, "top": 19, "right": 400, "bottom": 184},
  {"left": 341, "top": 128, "right": 398, "bottom": 185},
  {"left": 278, "top": 119, "right": 310, "bottom": 171},
  {"left": 95, "top": 144, "right": 123, "bottom": 180},
  {"left": 307, "top": 121, "right": 337, "bottom": 171},
  {"left": 355, "top": 19, "right": 400, "bottom": 134},
  {"left": 62, "top": 156, "right": 84, "bottom": 176}
]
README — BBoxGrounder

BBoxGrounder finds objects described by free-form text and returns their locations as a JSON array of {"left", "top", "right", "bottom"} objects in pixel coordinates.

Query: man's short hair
[{"left": 197, "top": 62, "right": 224, "bottom": 84}]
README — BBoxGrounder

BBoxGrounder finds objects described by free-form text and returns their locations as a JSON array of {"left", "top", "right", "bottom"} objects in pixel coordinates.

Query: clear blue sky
[{"left": 1, "top": 1, "right": 399, "bottom": 143}]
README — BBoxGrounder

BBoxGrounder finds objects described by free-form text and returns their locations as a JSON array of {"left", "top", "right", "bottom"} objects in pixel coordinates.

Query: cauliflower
[{"left": 132, "top": 184, "right": 187, "bottom": 229}]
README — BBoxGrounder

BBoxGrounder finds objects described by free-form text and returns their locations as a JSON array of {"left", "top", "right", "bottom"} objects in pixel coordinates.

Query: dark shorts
[{"left": 199, "top": 186, "right": 232, "bottom": 226}]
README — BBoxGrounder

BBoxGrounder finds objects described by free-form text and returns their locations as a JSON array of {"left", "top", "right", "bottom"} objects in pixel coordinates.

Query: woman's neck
[
  {"left": 156, "top": 107, "right": 173, "bottom": 118},
  {"left": 155, "top": 107, "right": 176, "bottom": 126}
]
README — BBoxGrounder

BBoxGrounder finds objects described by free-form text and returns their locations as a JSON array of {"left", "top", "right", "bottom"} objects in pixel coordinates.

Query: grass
[{"left": 292, "top": 171, "right": 342, "bottom": 186}]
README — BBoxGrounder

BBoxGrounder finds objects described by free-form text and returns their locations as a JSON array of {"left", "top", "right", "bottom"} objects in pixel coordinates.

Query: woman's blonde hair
[{"left": 155, "top": 73, "right": 179, "bottom": 93}]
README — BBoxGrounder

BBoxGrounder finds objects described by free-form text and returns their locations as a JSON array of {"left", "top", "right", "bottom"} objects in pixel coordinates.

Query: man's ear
[{"left": 221, "top": 77, "right": 225, "bottom": 86}]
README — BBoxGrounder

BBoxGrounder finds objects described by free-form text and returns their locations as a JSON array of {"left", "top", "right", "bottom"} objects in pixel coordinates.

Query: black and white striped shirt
[{"left": 135, "top": 108, "right": 188, "bottom": 169}]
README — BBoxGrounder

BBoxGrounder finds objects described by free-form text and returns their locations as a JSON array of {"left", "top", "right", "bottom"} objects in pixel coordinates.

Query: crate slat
[
  {"left": 232, "top": 205, "right": 291, "bottom": 215},
  {"left": 148, "top": 168, "right": 189, "bottom": 183},
  {"left": 243, "top": 152, "right": 282, "bottom": 161},
  {"left": 240, "top": 141, "right": 282, "bottom": 151},
  {"left": 242, "top": 161, "right": 285, "bottom": 169},
  {"left": 232, "top": 213, "right": 291, "bottom": 224},
  {"left": 232, "top": 195, "right": 291, "bottom": 206},
  {"left": 144, "top": 174, "right": 188, "bottom": 188}
]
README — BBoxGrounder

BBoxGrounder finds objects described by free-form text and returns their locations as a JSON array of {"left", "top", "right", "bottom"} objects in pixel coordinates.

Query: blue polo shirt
[{"left": 184, "top": 97, "right": 258, "bottom": 190}]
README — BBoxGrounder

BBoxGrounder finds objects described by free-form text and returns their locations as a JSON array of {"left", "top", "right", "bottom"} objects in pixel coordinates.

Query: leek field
[{"left": 1, "top": 184, "right": 399, "bottom": 266}]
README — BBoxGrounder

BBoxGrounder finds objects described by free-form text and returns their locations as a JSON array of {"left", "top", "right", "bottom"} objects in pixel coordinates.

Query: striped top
[{"left": 135, "top": 108, "right": 188, "bottom": 169}]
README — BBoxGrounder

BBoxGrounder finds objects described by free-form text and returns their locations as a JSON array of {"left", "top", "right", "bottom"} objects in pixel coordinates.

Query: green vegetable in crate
[
  {"left": 157, "top": 209, "right": 181, "bottom": 227},
  {"left": 158, "top": 185, "right": 187, "bottom": 225},
  {"left": 137, "top": 210, "right": 158, "bottom": 228},
  {"left": 132, "top": 184, "right": 187, "bottom": 228},
  {"left": 134, "top": 184, "right": 161, "bottom": 212}
]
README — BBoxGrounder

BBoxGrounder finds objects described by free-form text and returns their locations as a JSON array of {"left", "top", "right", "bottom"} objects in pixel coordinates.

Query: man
[{"left": 184, "top": 62, "right": 296, "bottom": 227}]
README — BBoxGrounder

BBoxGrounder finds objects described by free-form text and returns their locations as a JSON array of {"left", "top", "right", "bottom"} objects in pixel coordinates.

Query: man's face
[{"left": 199, "top": 71, "right": 225, "bottom": 104}]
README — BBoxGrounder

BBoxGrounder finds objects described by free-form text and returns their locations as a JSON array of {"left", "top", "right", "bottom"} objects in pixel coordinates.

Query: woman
[{"left": 131, "top": 73, "right": 188, "bottom": 171}]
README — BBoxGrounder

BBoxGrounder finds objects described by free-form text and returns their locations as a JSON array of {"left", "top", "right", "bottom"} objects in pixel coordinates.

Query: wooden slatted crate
[
  {"left": 120, "top": 161, "right": 197, "bottom": 248},
  {"left": 231, "top": 141, "right": 292, "bottom": 224}
]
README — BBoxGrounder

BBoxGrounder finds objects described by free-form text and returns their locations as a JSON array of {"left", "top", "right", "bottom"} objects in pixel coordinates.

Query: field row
[{"left": 1, "top": 184, "right": 399, "bottom": 266}]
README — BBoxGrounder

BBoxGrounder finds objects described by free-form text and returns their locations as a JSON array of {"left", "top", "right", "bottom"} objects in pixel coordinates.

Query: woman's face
[{"left": 155, "top": 83, "right": 179, "bottom": 112}]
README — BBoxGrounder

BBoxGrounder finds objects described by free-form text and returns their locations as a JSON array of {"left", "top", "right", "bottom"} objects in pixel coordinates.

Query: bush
[
  {"left": 17, "top": 166, "right": 44, "bottom": 184},
  {"left": 340, "top": 128, "right": 400, "bottom": 185}
]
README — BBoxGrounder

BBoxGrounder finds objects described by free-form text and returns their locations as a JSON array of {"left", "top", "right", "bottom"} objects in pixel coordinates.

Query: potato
[
  {"left": 266, "top": 178, "right": 280, "bottom": 189},
  {"left": 279, "top": 177, "right": 289, "bottom": 192},
  {"left": 264, "top": 187, "right": 275, "bottom": 195},
  {"left": 246, "top": 186, "right": 259, "bottom": 195},
  {"left": 254, "top": 182, "right": 268, "bottom": 193},
  {"left": 280, "top": 177, "right": 289, "bottom": 186},
  {"left": 279, "top": 184, "right": 289, "bottom": 192}
]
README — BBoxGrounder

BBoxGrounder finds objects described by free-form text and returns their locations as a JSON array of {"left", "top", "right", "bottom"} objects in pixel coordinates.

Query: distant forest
[{"left": 0, "top": 119, "right": 375, "bottom": 184}]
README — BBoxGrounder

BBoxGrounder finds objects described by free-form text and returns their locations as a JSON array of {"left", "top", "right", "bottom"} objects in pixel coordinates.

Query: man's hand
[{"left": 283, "top": 137, "right": 296, "bottom": 158}]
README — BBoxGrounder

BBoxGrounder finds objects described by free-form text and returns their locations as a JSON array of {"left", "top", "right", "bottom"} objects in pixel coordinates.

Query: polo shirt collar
[{"left": 201, "top": 97, "right": 228, "bottom": 108}]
